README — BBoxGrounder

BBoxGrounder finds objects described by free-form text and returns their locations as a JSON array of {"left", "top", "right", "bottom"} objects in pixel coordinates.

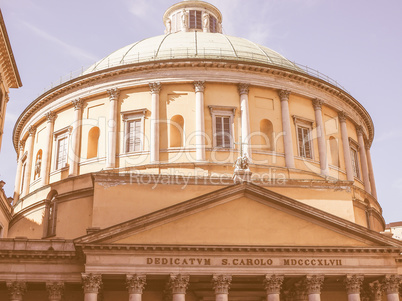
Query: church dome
[{"left": 84, "top": 32, "right": 299, "bottom": 75}]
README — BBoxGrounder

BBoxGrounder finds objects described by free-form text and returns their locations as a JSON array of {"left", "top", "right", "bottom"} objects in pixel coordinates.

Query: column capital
[
  {"left": 263, "top": 274, "right": 284, "bottom": 294},
  {"left": 82, "top": 273, "right": 103, "bottom": 294},
  {"left": 45, "top": 111, "right": 57, "bottom": 123},
  {"left": 149, "top": 82, "right": 162, "bottom": 94},
  {"left": 305, "top": 275, "right": 325, "bottom": 294},
  {"left": 107, "top": 87, "right": 120, "bottom": 101},
  {"left": 18, "top": 140, "right": 25, "bottom": 151},
  {"left": 312, "top": 98, "right": 323, "bottom": 111},
  {"left": 46, "top": 282, "right": 65, "bottom": 300},
  {"left": 212, "top": 274, "right": 232, "bottom": 294},
  {"left": 168, "top": 274, "right": 190, "bottom": 294},
  {"left": 28, "top": 125, "right": 36, "bottom": 136},
  {"left": 6, "top": 281, "right": 27, "bottom": 300},
  {"left": 368, "top": 280, "right": 383, "bottom": 301},
  {"left": 293, "top": 280, "right": 307, "bottom": 301},
  {"left": 238, "top": 83, "right": 250, "bottom": 95},
  {"left": 5, "top": 92, "right": 10, "bottom": 103},
  {"left": 126, "top": 274, "right": 147, "bottom": 294},
  {"left": 382, "top": 274, "right": 400, "bottom": 294},
  {"left": 71, "top": 98, "right": 84, "bottom": 110},
  {"left": 338, "top": 111, "right": 348, "bottom": 123},
  {"left": 278, "top": 89, "right": 291, "bottom": 101},
  {"left": 344, "top": 274, "right": 364, "bottom": 294},
  {"left": 364, "top": 139, "right": 371, "bottom": 150},
  {"left": 194, "top": 81, "right": 205, "bottom": 93},
  {"left": 356, "top": 125, "right": 365, "bottom": 137}
]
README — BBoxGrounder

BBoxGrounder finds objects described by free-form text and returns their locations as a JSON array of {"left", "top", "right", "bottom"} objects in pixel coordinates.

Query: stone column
[
  {"left": 338, "top": 112, "right": 354, "bottom": 181},
  {"left": 312, "top": 99, "right": 328, "bottom": 176},
  {"left": 82, "top": 273, "right": 102, "bottom": 301},
  {"left": 46, "top": 282, "right": 64, "bottom": 301},
  {"left": 22, "top": 125, "right": 36, "bottom": 196},
  {"left": 365, "top": 143, "right": 378, "bottom": 198},
  {"left": 212, "top": 275, "right": 232, "bottom": 301},
  {"left": 305, "top": 275, "right": 324, "bottom": 301},
  {"left": 126, "top": 274, "right": 147, "bottom": 301},
  {"left": 40, "top": 111, "right": 57, "bottom": 186},
  {"left": 344, "top": 275, "right": 364, "bottom": 301},
  {"left": 263, "top": 275, "right": 284, "bottom": 301},
  {"left": 356, "top": 126, "right": 371, "bottom": 193},
  {"left": 278, "top": 90, "right": 295, "bottom": 169},
  {"left": 382, "top": 275, "right": 400, "bottom": 301},
  {"left": 239, "top": 83, "right": 252, "bottom": 157},
  {"left": 6, "top": 281, "right": 27, "bottom": 301},
  {"left": 13, "top": 141, "right": 25, "bottom": 202},
  {"left": 367, "top": 280, "right": 383, "bottom": 301},
  {"left": 293, "top": 280, "right": 307, "bottom": 301},
  {"left": 168, "top": 274, "right": 190, "bottom": 301},
  {"left": 106, "top": 88, "right": 120, "bottom": 169},
  {"left": 68, "top": 99, "right": 83, "bottom": 177},
  {"left": 149, "top": 82, "right": 161, "bottom": 163},
  {"left": 194, "top": 81, "right": 206, "bottom": 162}
]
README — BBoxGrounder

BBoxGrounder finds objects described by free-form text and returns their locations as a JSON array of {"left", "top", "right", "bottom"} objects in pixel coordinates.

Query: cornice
[{"left": 12, "top": 58, "right": 375, "bottom": 152}]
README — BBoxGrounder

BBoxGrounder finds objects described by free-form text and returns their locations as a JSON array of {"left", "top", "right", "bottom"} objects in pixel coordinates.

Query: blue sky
[{"left": 0, "top": 0, "right": 401, "bottom": 222}]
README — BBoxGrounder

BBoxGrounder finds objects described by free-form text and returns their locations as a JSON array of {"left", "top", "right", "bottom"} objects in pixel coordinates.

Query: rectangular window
[
  {"left": 350, "top": 147, "right": 360, "bottom": 179},
  {"left": 46, "top": 201, "right": 57, "bottom": 237},
  {"left": 189, "top": 10, "right": 202, "bottom": 29},
  {"left": 215, "top": 116, "right": 231, "bottom": 148},
  {"left": 210, "top": 16, "right": 217, "bottom": 32},
  {"left": 126, "top": 120, "right": 141, "bottom": 153},
  {"left": 297, "top": 125, "right": 312, "bottom": 159},
  {"left": 56, "top": 136, "right": 68, "bottom": 170}
]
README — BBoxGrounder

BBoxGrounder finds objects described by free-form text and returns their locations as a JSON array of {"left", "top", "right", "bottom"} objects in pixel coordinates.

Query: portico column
[
  {"left": 293, "top": 280, "right": 307, "bottom": 301},
  {"left": 6, "top": 281, "right": 27, "bottom": 301},
  {"left": 107, "top": 88, "right": 120, "bottom": 169},
  {"left": 263, "top": 275, "right": 284, "bottom": 301},
  {"left": 149, "top": 82, "right": 161, "bottom": 163},
  {"left": 82, "top": 273, "right": 102, "bottom": 301},
  {"left": 365, "top": 143, "right": 378, "bottom": 198},
  {"left": 126, "top": 274, "right": 146, "bottom": 301},
  {"left": 312, "top": 99, "right": 328, "bottom": 176},
  {"left": 13, "top": 141, "right": 25, "bottom": 202},
  {"left": 368, "top": 281, "right": 383, "bottom": 301},
  {"left": 212, "top": 275, "right": 232, "bottom": 301},
  {"left": 345, "top": 275, "right": 364, "bottom": 301},
  {"left": 382, "top": 275, "right": 400, "bottom": 301},
  {"left": 278, "top": 90, "right": 295, "bottom": 169},
  {"left": 239, "top": 83, "right": 252, "bottom": 157},
  {"left": 40, "top": 111, "right": 57, "bottom": 186},
  {"left": 46, "top": 282, "right": 64, "bottom": 301},
  {"left": 168, "top": 274, "right": 190, "bottom": 301},
  {"left": 69, "top": 99, "right": 83, "bottom": 177},
  {"left": 194, "top": 81, "right": 206, "bottom": 161},
  {"left": 22, "top": 125, "right": 36, "bottom": 196},
  {"left": 305, "top": 275, "right": 324, "bottom": 301},
  {"left": 356, "top": 126, "right": 371, "bottom": 193},
  {"left": 338, "top": 112, "right": 354, "bottom": 181}
]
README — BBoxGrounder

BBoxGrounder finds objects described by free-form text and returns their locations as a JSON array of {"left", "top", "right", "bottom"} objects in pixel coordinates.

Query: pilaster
[
  {"left": 106, "top": 88, "right": 120, "bottom": 169},
  {"left": 278, "top": 89, "right": 295, "bottom": 168}
]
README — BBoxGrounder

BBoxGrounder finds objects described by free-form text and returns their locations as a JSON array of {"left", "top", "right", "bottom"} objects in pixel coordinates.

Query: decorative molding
[
  {"left": 168, "top": 274, "right": 190, "bottom": 294},
  {"left": 149, "top": 82, "right": 161, "bottom": 94},
  {"left": 382, "top": 274, "right": 400, "bottom": 294},
  {"left": 28, "top": 125, "right": 36, "bottom": 136},
  {"left": 263, "top": 274, "right": 284, "bottom": 294},
  {"left": 5, "top": 92, "right": 10, "bottom": 103},
  {"left": 107, "top": 88, "right": 120, "bottom": 101},
  {"left": 126, "top": 274, "right": 146, "bottom": 294},
  {"left": 18, "top": 140, "right": 25, "bottom": 151},
  {"left": 45, "top": 110, "right": 57, "bottom": 123},
  {"left": 312, "top": 98, "right": 323, "bottom": 111},
  {"left": 6, "top": 281, "right": 27, "bottom": 299},
  {"left": 212, "top": 274, "right": 232, "bottom": 294},
  {"left": 338, "top": 111, "right": 347, "bottom": 123},
  {"left": 305, "top": 275, "right": 325, "bottom": 294},
  {"left": 71, "top": 98, "right": 84, "bottom": 110},
  {"left": 278, "top": 89, "right": 291, "bottom": 101},
  {"left": 82, "top": 273, "right": 102, "bottom": 294},
  {"left": 344, "top": 275, "right": 364, "bottom": 294},
  {"left": 238, "top": 83, "right": 250, "bottom": 95},
  {"left": 46, "top": 282, "right": 65, "bottom": 300},
  {"left": 194, "top": 81, "right": 205, "bottom": 93}
]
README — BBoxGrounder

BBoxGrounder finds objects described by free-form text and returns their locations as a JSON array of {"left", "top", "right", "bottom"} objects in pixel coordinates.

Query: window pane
[
  {"left": 210, "top": 16, "right": 217, "bottom": 32},
  {"left": 56, "top": 137, "right": 67, "bottom": 170},
  {"left": 189, "top": 10, "right": 202, "bottom": 29},
  {"left": 216, "top": 116, "right": 231, "bottom": 148},
  {"left": 127, "top": 120, "right": 141, "bottom": 152}
]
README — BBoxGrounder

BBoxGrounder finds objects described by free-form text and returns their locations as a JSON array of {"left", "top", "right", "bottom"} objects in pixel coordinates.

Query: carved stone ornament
[
  {"left": 194, "top": 81, "right": 205, "bottom": 93},
  {"left": 18, "top": 140, "right": 25, "bottom": 152},
  {"left": 82, "top": 273, "right": 103, "bottom": 294},
  {"left": 71, "top": 98, "right": 84, "bottom": 110},
  {"left": 149, "top": 82, "right": 162, "bottom": 94},
  {"left": 338, "top": 111, "right": 347, "bottom": 123},
  {"left": 278, "top": 89, "right": 291, "bottom": 101},
  {"left": 107, "top": 88, "right": 120, "bottom": 101},
  {"left": 28, "top": 125, "right": 37, "bottom": 136},
  {"left": 368, "top": 281, "right": 383, "bottom": 301},
  {"left": 293, "top": 281, "right": 307, "bottom": 301},
  {"left": 7, "top": 281, "right": 27, "bottom": 300},
  {"left": 356, "top": 125, "right": 365, "bottom": 137},
  {"left": 305, "top": 275, "right": 325, "bottom": 294},
  {"left": 46, "top": 282, "right": 65, "bottom": 301},
  {"left": 263, "top": 275, "right": 284, "bottom": 294},
  {"left": 168, "top": 274, "right": 190, "bottom": 294},
  {"left": 212, "top": 274, "right": 232, "bottom": 294},
  {"left": 344, "top": 275, "right": 364, "bottom": 294},
  {"left": 181, "top": 9, "right": 188, "bottom": 30},
  {"left": 382, "top": 275, "right": 401, "bottom": 294},
  {"left": 5, "top": 92, "right": 10, "bottom": 102},
  {"left": 45, "top": 111, "right": 57, "bottom": 123},
  {"left": 238, "top": 83, "right": 250, "bottom": 95},
  {"left": 126, "top": 274, "right": 147, "bottom": 294},
  {"left": 312, "top": 98, "right": 323, "bottom": 111}
]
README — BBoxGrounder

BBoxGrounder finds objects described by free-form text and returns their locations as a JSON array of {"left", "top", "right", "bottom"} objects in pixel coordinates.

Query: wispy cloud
[
  {"left": 21, "top": 21, "right": 98, "bottom": 61},
  {"left": 127, "top": 0, "right": 151, "bottom": 18}
]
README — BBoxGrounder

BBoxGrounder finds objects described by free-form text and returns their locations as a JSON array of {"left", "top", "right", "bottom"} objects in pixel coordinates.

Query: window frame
[
  {"left": 349, "top": 138, "right": 361, "bottom": 179},
  {"left": 121, "top": 109, "right": 147, "bottom": 154},
  {"left": 209, "top": 105, "right": 236, "bottom": 149},
  {"left": 293, "top": 115, "right": 314, "bottom": 159},
  {"left": 52, "top": 126, "right": 72, "bottom": 171},
  {"left": 189, "top": 10, "right": 202, "bottom": 29},
  {"left": 44, "top": 195, "right": 58, "bottom": 238}
]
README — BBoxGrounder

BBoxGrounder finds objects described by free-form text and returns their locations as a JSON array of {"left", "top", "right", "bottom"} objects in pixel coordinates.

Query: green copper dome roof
[{"left": 84, "top": 32, "right": 299, "bottom": 74}]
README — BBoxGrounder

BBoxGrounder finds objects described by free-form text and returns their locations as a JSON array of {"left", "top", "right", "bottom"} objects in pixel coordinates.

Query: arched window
[
  {"left": 329, "top": 136, "right": 339, "bottom": 167},
  {"left": 45, "top": 191, "right": 58, "bottom": 237},
  {"left": 34, "top": 149, "right": 42, "bottom": 180},
  {"left": 87, "top": 127, "right": 100, "bottom": 159},
  {"left": 260, "top": 119, "right": 274, "bottom": 151},
  {"left": 170, "top": 115, "right": 184, "bottom": 148}
]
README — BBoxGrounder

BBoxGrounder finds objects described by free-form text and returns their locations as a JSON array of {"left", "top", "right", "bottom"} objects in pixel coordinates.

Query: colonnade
[
  {"left": 13, "top": 83, "right": 377, "bottom": 201},
  {"left": 5, "top": 274, "right": 400, "bottom": 301}
]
